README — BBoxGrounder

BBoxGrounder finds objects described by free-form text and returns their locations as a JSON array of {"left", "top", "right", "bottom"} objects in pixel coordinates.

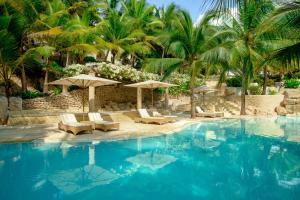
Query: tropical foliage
[{"left": 0, "top": 0, "right": 300, "bottom": 118}]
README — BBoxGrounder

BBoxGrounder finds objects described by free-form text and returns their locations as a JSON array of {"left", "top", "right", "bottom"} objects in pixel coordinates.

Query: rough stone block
[
  {"left": 286, "top": 105, "right": 295, "bottom": 114},
  {"left": 9, "top": 97, "right": 22, "bottom": 111},
  {"left": 284, "top": 90, "right": 300, "bottom": 99},
  {"left": 284, "top": 98, "right": 297, "bottom": 105},
  {"left": 275, "top": 106, "right": 287, "bottom": 116}
]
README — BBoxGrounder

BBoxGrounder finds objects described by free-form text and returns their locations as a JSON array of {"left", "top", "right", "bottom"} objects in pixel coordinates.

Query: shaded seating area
[
  {"left": 88, "top": 112, "right": 120, "bottom": 132},
  {"left": 135, "top": 109, "right": 169, "bottom": 125},
  {"left": 196, "top": 106, "right": 224, "bottom": 118},
  {"left": 59, "top": 113, "right": 93, "bottom": 135}
]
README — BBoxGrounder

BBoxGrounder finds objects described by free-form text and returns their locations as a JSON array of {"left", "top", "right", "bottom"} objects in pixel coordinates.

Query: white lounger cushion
[
  {"left": 196, "top": 106, "right": 204, "bottom": 113},
  {"left": 138, "top": 109, "right": 151, "bottom": 118},
  {"left": 88, "top": 112, "right": 103, "bottom": 122},
  {"left": 152, "top": 111, "right": 162, "bottom": 117},
  {"left": 61, "top": 114, "right": 78, "bottom": 124}
]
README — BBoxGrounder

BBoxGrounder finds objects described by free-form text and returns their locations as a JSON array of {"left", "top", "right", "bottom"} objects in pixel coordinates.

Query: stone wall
[
  {"left": 0, "top": 96, "right": 22, "bottom": 124},
  {"left": 23, "top": 85, "right": 162, "bottom": 111},
  {"left": 227, "top": 95, "right": 284, "bottom": 115}
]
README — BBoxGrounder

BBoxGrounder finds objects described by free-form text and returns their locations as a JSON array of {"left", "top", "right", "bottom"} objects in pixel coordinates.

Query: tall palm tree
[
  {"left": 0, "top": 31, "right": 18, "bottom": 101},
  {"left": 218, "top": 0, "right": 278, "bottom": 114},
  {"left": 120, "top": 0, "right": 161, "bottom": 67},
  {"left": 97, "top": 11, "right": 132, "bottom": 64},
  {"left": 1, "top": 0, "right": 47, "bottom": 92},
  {"left": 16, "top": 46, "right": 56, "bottom": 94},
  {"left": 121, "top": 0, "right": 161, "bottom": 33},
  {"left": 145, "top": 10, "right": 227, "bottom": 118}
]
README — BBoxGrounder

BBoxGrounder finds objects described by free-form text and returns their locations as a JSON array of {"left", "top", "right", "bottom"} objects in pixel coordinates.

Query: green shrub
[
  {"left": 292, "top": 71, "right": 300, "bottom": 79},
  {"left": 268, "top": 89, "right": 277, "bottom": 95},
  {"left": 84, "top": 56, "right": 97, "bottom": 63},
  {"left": 248, "top": 85, "right": 262, "bottom": 95},
  {"left": 226, "top": 76, "right": 242, "bottom": 87},
  {"left": 284, "top": 79, "right": 300, "bottom": 88},
  {"left": 266, "top": 79, "right": 275, "bottom": 87},
  {"left": 253, "top": 76, "right": 263, "bottom": 86},
  {"left": 49, "top": 87, "right": 62, "bottom": 96},
  {"left": 16, "top": 90, "right": 42, "bottom": 99}
]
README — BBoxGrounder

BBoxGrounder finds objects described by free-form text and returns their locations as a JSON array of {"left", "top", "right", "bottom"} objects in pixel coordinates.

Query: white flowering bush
[
  {"left": 64, "top": 62, "right": 203, "bottom": 96},
  {"left": 65, "top": 62, "right": 160, "bottom": 82},
  {"left": 64, "top": 64, "right": 90, "bottom": 77}
]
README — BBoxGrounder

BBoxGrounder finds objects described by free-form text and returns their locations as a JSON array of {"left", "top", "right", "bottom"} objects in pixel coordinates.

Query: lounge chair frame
[
  {"left": 196, "top": 106, "right": 224, "bottom": 118},
  {"left": 136, "top": 109, "right": 169, "bottom": 125},
  {"left": 88, "top": 112, "right": 120, "bottom": 131},
  {"left": 58, "top": 114, "right": 93, "bottom": 135}
]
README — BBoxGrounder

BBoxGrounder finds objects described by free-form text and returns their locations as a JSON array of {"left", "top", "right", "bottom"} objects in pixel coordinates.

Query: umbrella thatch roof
[
  {"left": 194, "top": 85, "right": 217, "bottom": 93},
  {"left": 48, "top": 74, "right": 119, "bottom": 88},
  {"left": 126, "top": 152, "right": 177, "bottom": 171},
  {"left": 125, "top": 80, "right": 177, "bottom": 89}
]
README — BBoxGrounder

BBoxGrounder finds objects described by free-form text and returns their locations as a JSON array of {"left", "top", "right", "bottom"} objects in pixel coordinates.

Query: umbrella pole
[
  {"left": 152, "top": 89, "right": 154, "bottom": 108},
  {"left": 82, "top": 88, "right": 85, "bottom": 121}
]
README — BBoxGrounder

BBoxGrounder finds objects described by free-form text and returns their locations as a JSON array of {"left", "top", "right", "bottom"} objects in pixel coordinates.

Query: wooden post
[
  {"left": 89, "top": 86, "right": 95, "bottom": 112},
  {"left": 89, "top": 72, "right": 95, "bottom": 112},
  {"left": 151, "top": 89, "right": 154, "bottom": 108},
  {"left": 62, "top": 85, "right": 68, "bottom": 94},
  {"left": 165, "top": 88, "right": 169, "bottom": 109},
  {"left": 137, "top": 87, "right": 142, "bottom": 109}
]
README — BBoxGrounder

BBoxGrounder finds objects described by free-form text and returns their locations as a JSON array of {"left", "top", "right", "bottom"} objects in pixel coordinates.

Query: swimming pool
[{"left": 0, "top": 117, "right": 300, "bottom": 200}]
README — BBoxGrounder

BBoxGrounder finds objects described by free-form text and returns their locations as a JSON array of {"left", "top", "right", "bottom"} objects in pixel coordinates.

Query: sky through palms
[{"left": 148, "top": 0, "right": 209, "bottom": 22}]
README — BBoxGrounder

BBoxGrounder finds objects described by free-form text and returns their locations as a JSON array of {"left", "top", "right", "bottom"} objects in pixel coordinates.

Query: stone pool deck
[
  {"left": 0, "top": 117, "right": 220, "bottom": 143},
  {"left": 1, "top": 115, "right": 298, "bottom": 144}
]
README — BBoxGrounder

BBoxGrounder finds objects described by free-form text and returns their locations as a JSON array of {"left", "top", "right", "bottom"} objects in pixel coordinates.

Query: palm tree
[
  {"left": 56, "top": 10, "right": 99, "bottom": 65},
  {"left": 16, "top": 46, "right": 56, "bottom": 94},
  {"left": 145, "top": 11, "right": 227, "bottom": 118},
  {"left": 0, "top": 31, "right": 18, "bottom": 125},
  {"left": 121, "top": 0, "right": 161, "bottom": 33},
  {"left": 153, "top": 3, "right": 181, "bottom": 74},
  {"left": 1, "top": 0, "right": 47, "bottom": 92},
  {"left": 217, "top": 0, "right": 280, "bottom": 114},
  {"left": 206, "top": 0, "right": 285, "bottom": 10},
  {"left": 264, "top": 1, "right": 300, "bottom": 68},
  {"left": 96, "top": 11, "right": 131, "bottom": 64}
]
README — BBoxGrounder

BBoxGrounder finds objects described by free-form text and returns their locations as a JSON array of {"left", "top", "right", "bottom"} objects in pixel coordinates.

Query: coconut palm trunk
[
  {"left": 111, "top": 52, "right": 116, "bottom": 64},
  {"left": 262, "top": 65, "right": 268, "bottom": 95},
  {"left": 240, "top": 64, "right": 247, "bottom": 115},
  {"left": 190, "top": 84, "right": 196, "bottom": 118},
  {"left": 43, "top": 69, "right": 49, "bottom": 94},
  {"left": 21, "top": 64, "right": 27, "bottom": 92}
]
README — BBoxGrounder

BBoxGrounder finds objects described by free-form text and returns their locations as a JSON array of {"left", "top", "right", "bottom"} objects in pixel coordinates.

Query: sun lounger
[
  {"left": 152, "top": 111, "right": 178, "bottom": 122},
  {"left": 196, "top": 106, "right": 224, "bottom": 118},
  {"left": 135, "top": 109, "right": 169, "bottom": 125},
  {"left": 88, "top": 112, "right": 120, "bottom": 132},
  {"left": 59, "top": 113, "right": 93, "bottom": 135}
]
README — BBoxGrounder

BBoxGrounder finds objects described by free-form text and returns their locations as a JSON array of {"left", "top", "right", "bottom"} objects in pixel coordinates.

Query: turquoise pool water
[{"left": 1, "top": 117, "right": 300, "bottom": 200}]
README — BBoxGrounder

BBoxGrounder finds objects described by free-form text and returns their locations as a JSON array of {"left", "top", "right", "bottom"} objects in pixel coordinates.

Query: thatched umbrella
[
  {"left": 125, "top": 80, "right": 177, "bottom": 109},
  {"left": 194, "top": 85, "right": 217, "bottom": 106},
  {"left": 49, "top": 74, "right": 119, "bottom": 113}
]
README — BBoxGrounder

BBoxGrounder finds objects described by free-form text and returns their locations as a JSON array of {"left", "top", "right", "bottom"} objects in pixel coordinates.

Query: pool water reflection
[{"left": 0, "top": 117, "right": 300, "bottom": 200}]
